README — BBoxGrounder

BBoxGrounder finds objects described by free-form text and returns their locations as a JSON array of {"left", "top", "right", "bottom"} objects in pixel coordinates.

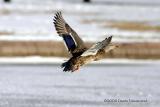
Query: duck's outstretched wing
[
  {"left": 53, "top": 12, "right": 86, "bottom": 56},
  {"left": 81, "top": 36, "right": 113, "bottom": 57}
]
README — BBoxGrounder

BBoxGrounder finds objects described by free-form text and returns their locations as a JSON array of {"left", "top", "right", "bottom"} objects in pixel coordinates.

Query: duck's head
[{"left": 105, "top": 43, "right": 119, "bottom": 52}]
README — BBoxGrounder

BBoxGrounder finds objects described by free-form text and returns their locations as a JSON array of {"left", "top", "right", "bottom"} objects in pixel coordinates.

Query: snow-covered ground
[
  {"left": 0, "top": 63, "right": 159, "bottom": 107},
  {"left": 0, "top": 0, "right": 160, "bottom": 42}
]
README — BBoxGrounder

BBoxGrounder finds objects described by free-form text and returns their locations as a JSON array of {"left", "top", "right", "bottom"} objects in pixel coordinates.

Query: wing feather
[
  {"left": 81, "top": 36, "right": 112, "bottom": 57},
  {"left": 53, "top": 12, "right": 87, "bottom": 56}
]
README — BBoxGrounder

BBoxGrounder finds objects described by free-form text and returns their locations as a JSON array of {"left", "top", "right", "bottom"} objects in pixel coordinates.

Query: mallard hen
[{"left": 53, "top": 12, "right": 118, "bottom": 72}]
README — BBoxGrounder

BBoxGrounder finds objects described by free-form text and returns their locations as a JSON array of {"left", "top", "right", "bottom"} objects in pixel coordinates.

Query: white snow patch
[{"left": 0, "top": 57, "right": 159, "bottom": 65}]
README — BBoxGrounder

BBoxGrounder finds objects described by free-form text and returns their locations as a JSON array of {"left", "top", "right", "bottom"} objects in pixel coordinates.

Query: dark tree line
[
  {"left": 84, "top": 0, "right": 91, "bottom": 3},
  {"left": 4, "top": 0, "right": 11, "bottom": 3},
  {"left": 4, "top": 0, "right": 90, "bottom": 3}
]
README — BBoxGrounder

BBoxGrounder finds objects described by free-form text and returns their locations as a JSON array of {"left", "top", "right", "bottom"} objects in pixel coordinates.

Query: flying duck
[{"left": 53, "top": 12, "right": 118, "bottom": 72}]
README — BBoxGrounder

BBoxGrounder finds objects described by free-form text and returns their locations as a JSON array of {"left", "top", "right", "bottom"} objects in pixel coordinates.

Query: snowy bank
[{"left": 0, "top": 57, "right": 159, "bottom": 65}]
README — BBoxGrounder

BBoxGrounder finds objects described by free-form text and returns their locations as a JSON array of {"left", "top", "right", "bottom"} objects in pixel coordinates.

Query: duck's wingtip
[
  {"left": 104, "top": 35, "right": 113, "bottom": 40},
  {"left": 108, "top": 35, "right": 113, "bottom": 39},
  {"left": 55, "top": 11, "right": 62, "bottom": 15}
]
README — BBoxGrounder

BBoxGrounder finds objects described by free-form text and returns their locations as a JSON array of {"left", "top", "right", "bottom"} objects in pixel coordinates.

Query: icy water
[{"left": 0, "top": 64, "right": 159, "bottom": 107}]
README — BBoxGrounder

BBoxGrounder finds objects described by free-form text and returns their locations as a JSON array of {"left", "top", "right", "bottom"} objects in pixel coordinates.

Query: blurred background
[{"left": 0, "top": 0, "right": 160, "bottom": 107}]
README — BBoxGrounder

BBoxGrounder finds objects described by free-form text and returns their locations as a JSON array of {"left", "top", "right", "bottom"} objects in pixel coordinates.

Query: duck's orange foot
[{"left": 72, "top": 66, "right": 80, "bottom": 72}]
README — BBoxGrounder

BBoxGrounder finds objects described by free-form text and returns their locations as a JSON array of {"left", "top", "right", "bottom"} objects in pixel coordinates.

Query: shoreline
[{"left": 0, "top": 40, "right": 160, "bottom": 59}]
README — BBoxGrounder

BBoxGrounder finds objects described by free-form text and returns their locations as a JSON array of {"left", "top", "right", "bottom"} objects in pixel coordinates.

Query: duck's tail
[{"left": 61, "top": 61, "right": 72, "bottom": 72}]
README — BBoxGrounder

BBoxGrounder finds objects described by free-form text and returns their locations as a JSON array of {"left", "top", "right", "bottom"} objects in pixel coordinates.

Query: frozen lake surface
[{"left": 0, "top": 63, "right": 160, "bottom": 107}]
